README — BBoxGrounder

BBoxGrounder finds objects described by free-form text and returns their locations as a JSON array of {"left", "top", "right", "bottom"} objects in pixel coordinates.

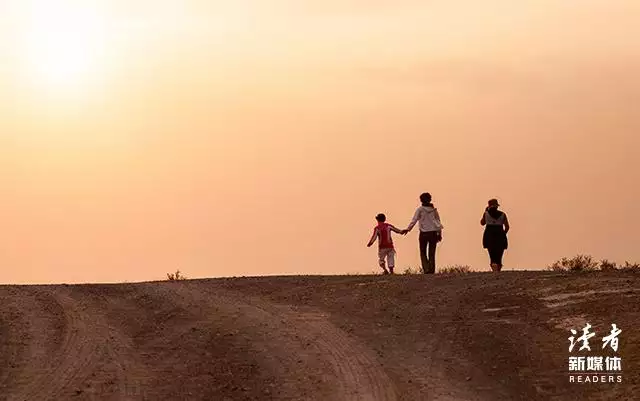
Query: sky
[{"left": 0, "top": 0, "right": 638, "bottom": 283}]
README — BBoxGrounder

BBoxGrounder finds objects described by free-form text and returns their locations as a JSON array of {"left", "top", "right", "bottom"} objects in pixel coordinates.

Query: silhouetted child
[{"left": 367, "top": 213, "right": 404, "bottom": 274}]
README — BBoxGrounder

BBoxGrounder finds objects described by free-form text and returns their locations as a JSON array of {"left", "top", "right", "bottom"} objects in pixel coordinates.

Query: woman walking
[
  {"left": 404, "top": 192, "right": 443, "bottom": 274},
  {"left": 481, "top": 199, "right": 509, "bottom": 271}
]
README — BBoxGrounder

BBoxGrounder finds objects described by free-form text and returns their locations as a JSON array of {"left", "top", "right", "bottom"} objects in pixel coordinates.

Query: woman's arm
[
  {"left": 503, "top": 214, "right": 510, "bottom": 234},
  {"left": 480, "top": 212, "right": 486, "bottom": 226},
  {"left": 434, "top": 209, "right": 443, "bottom": 229},
  {"left": 405, "top": 208, "right": 422, "bottom": 232}
]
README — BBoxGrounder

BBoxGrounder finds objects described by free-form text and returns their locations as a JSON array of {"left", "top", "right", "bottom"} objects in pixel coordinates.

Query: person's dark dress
[
  {"left": 483, "top": 210, "right": 508, "bottom": 249},
  {"left": 483, "top": 209, "right": 508, "bottom": 268}
]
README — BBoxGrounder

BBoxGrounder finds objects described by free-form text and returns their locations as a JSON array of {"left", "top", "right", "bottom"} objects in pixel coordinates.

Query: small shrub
[
  {"left": 167, "top": 270, "right": 187, "bottom": 281},
  {"left": 403, "top": 266, "right": 421, "bottom": 275},
  {"left": 344, "top": 271, "right": 370, "bottom": 276},
  {"left": 621, "top": 261, "right": 640, "bottom": 271},
  {"left": 439, "top": 265, "right": 472, "bottom": 275},
  {"left": 547, "top": 255, "right": 599, "bottom": 272},
  {"left": 598, "top": 259, "right": 618, "bottom": 271},
  {"left": 548, "top": 256, "right": 640, "bottom": 272}
]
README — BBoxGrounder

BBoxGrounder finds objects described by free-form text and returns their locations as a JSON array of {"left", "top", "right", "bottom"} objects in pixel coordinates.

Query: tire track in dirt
[
  {"left": 2, "top": 286, "right": 90, "bottom": 401},
  {"left": 286, "top": 310, "right": 398, "bottom": 401},
  {"left": 0, "top": 287, "right": 32, "bottom": 397},
  {"left": 167, "top": 282, "right": 398, "bottom": 401},
  {"left": 3, "top": 286, "right": 148, "bottom": 401},
  {"left": 85, "top": 289, "right": 152, "bottom": 401}
]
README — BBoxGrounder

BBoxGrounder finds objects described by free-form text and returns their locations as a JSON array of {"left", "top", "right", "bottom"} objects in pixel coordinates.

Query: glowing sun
[{"left": 18, "top": 1, "right": 109, "bottom": 94}]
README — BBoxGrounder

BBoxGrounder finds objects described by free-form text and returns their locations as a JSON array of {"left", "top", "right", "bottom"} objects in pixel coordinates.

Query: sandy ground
[{"left": 0, "top": 271, "right": 638, "bottom": 401}]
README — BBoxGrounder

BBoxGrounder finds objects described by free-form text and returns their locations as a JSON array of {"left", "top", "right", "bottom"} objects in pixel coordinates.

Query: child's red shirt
[{"left": 373, "top": 222, "right": 394, "bottom": 249}]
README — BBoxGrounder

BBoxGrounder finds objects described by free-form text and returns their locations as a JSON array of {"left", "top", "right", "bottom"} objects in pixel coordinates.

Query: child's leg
[
  {"left": 387, "top": 250, "right": 396, "bottom": 274},
  {"left": 378, "top": 249, "right": 389, "bottom": 274}
]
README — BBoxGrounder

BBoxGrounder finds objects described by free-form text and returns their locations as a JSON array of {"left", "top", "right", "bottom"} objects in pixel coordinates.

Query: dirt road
[{"left": 0, "top": 272, "right": 638, "bottom": 400}]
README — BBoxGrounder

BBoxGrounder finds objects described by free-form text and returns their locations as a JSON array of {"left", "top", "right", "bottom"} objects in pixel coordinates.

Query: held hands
[{"left": 369, "top": 229, "right": 409, "bottom": 247}]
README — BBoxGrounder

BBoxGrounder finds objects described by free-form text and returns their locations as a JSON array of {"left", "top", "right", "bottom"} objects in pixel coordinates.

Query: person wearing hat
[{"left": 481, "top": 199, "right": 510, "bottom": 271}]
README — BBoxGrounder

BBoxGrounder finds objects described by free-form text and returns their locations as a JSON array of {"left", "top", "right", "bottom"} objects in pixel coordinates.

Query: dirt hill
[{"left": 0, "top": 271, "right": 638, "bottom": 401}]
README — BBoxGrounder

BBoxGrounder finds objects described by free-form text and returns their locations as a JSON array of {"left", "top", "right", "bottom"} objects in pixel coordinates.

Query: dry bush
[
  {"left": 621, "top": 261, "right": 640, "bottom": 271},
  {"left": 438, "top": 265, "right": 472, "bottom": 275},
  {"left": 403, "top": 266, "right": 421, "bottom": 275},
  {"left": 548, "top": 255, "right": 640, "bottom": 272},
  {"left": 598, "top": 259, "right": 618, "bottom": 271},
  {"left": 547, "top": 255, "right": 599, "bottom": 272},
  {"left": 167, "top": 270, "right": 187, "bottom": 281}
]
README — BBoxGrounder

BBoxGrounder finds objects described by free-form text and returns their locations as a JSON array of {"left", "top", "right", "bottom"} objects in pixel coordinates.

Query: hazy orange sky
[{"left": 1, "top": 0, "right": 639, "bottom": 283}]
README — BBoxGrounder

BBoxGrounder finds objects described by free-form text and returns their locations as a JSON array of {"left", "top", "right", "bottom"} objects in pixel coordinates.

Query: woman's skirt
[{"left": 483, "top": 225, "right": 508, "bottom": 250}]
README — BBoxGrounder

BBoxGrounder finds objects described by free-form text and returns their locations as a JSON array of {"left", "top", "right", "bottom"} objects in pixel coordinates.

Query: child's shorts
[{"left": 378, "top": 248, "right": 396, "bottom": 267}]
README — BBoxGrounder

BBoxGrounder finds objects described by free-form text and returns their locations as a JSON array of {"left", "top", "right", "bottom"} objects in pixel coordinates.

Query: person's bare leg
[
  {"left": 387, "top": 250, "right": 396, "bottom": 274},
  {"left": 379, "top": 261, "right": 389, "bottom": 274},
  {"left": 497, "top": 248, "right": 505, "bottom": 271},
  {"left": 378, "top": 249, "right": 390, "bottom": 274},
  {"left": 489, "top": 248, "right": 502, "bottom": 272}
]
